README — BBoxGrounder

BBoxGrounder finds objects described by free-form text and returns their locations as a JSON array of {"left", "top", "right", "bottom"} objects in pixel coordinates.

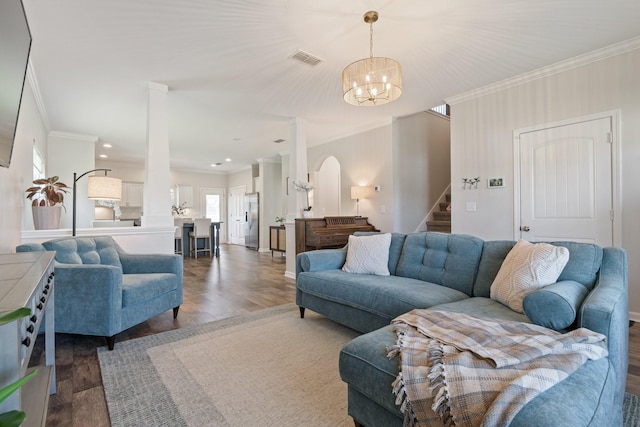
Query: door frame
[{"left": 512, "top": 110, "right": 622, "bottom": 246}]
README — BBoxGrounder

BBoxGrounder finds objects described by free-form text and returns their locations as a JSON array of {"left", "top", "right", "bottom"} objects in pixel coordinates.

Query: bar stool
[
  {"left": 174, "top": 218, "right": 185, "bottom": 254},
  {"left": 189, "top": 218, "right": 212, "bottom": 258}
]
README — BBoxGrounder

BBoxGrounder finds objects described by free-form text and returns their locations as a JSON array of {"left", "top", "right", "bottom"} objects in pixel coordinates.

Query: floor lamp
[{"left": 73, "top": 168, "right": 122, "bottom": 236}]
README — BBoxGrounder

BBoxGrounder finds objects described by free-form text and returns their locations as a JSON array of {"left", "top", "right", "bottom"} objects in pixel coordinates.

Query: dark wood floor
[
  {"left": 30, "top": 244, "right": 295, "bottom": 426},
  {"left": 29, "top": 244, "right": 640, "bottom": 426}
]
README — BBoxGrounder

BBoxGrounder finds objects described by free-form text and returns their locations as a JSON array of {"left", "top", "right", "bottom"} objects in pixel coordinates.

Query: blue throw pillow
[{"left": 522, "top": 280, "right": 589, "bottom": 331}]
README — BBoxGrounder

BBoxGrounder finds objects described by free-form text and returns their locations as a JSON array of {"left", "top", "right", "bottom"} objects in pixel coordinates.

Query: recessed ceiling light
[
  {"left": 273, "top": 139, "right": 285, "bottom": 143},
  {"left": 99, "top": 154, "right": 108, "bottom": 158},
  {"left": 103, "top": 143, "right": 112, "bottom": 148},
  {"left": 211, "top": 162, "right": 223, "bottom": 167},
  {"left": 225, "top": 158, "right": 231, "bottom": 162}
]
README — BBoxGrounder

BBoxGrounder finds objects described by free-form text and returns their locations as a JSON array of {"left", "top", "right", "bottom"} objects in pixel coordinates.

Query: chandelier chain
[{"left": 369, "top": 21, "right": 374, "bottom": 59}]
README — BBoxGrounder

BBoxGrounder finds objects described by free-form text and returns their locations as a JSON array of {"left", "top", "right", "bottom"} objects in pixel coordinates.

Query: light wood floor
[{"left": 29, "top": 244, "right": 640, "bottom": 426}]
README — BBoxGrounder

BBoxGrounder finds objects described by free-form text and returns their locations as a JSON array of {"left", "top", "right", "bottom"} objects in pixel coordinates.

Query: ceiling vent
[
  {"left": 273, "top": 138, "right": 285, "bottom": 144},
  {"left": 290, "top": 50, "right": 323, "bottom": 67}
]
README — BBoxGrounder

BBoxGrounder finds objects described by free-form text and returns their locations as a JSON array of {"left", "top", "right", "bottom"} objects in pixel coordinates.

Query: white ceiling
[{"left": 21, "top": 0, "right": 640, "bottom": 173}]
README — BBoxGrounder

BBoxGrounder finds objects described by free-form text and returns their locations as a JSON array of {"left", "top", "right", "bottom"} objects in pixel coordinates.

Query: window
[
  {"left": 205, "top": 194, "right": 221, "bottom": 222},
  {"left": 33, "top": 146, "right": 44, "bottom": 180},
  {"left": 430, "top": 104, "right": 450, "bottom": 116}
]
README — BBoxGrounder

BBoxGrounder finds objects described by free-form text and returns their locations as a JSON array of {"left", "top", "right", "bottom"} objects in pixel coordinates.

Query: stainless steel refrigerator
[{"left": 244, "top": 192, "right": 259, "bottom": 250}]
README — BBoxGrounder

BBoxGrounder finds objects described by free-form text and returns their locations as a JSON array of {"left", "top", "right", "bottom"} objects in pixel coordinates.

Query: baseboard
[
  {"left": 629, "top": 311, "right": 640, "bottom": 322},
  {"left": 284, "top": 270, "right": 296, "bottom": 280}
]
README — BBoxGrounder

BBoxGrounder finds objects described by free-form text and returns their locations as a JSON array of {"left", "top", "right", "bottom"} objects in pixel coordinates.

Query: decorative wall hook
[{"left": 462, "top": 177, "right": 480, "bottom": 190}]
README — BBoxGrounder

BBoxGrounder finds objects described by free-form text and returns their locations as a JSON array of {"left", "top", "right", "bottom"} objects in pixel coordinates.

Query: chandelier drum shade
[{"left": 342, "top": 11, "right": 402, "bottom": 106}]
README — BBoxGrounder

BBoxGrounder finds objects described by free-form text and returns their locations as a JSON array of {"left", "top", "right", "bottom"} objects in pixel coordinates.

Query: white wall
[
  {"left": 47, "top": 132, "right": 96, "bottom": 229},
  {"left": 307, "top": 125, "right": 394, "bottom": 232},
  {"left": 1, "top": 76, "right": 46, "bottom": 251},
  {"left": 393, "top": 111, "right": 451, "bottom": 233},
  {"left": 448, "top": 47, "right": 640, "bottom": 317},
  {"left": 258, "top": 160, "right": 282, "bottom": 251}
]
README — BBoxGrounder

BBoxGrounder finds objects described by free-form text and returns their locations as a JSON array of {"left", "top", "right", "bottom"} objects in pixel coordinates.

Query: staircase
[{"left": 426, "top": 194, "right": 451, "bottom": 233}]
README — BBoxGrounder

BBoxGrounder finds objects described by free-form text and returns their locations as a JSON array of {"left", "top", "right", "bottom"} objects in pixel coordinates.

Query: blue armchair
[{"left": 16, "top": 236, "right": 183, "bottom": 350}]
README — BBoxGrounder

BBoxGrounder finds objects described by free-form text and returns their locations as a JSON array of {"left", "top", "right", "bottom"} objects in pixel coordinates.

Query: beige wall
[
  {"left": 448, "top": 47, "right": 640, "bottom": 317},
  {"left": 1, "top": 77, "right": 46, "bottom": 250}
]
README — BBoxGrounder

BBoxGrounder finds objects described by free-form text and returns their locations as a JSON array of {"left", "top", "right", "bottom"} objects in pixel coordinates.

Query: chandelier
[{"left": 342, "top": 11, "right": 402, "bottom": 106}]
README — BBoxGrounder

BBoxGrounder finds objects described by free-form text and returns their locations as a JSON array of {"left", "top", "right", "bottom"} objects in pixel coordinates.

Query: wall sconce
[
  {"left": 351, "top": 186, "right": 372, "bottom": 217},
  {"left": 73, "top": 168, "right": 122, "bottom": 236}
]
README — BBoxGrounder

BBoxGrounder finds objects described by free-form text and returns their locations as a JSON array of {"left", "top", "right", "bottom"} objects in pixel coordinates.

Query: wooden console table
[{"left": 0, "top": 251, "right": 56, "bottom": 427}]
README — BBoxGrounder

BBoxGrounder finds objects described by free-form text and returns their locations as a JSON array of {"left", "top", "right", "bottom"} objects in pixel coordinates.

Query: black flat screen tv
[{"left": 0, "top": 0, "right": 32, "bottom": 168}]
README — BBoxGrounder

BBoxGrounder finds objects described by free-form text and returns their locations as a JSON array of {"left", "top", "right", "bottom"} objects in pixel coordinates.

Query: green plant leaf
[
  {"left": 0, "top": 370, "right": 37, "bottom": 405},
  {"left": 0, "top": 308, "right": 30, "bottom": 327},
  {"left": 0, "top": 410, "right": 26, "bottom": 427}
]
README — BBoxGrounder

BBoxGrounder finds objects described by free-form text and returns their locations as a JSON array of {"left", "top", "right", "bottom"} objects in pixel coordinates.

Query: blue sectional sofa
[
  {"left": 295, "top": 232, "right": 628, "bottom": 426},
  {"left": 17, "top": 236, "right": 183, "bottom": 350}
]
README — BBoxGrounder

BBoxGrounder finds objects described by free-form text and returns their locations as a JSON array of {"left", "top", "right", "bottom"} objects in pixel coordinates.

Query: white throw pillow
[
  {"left": 342, "top": 233, "right": 392, "bottom": 276},
  {"left": 490, "top": 239, "right": 570, "bottom": 313}
]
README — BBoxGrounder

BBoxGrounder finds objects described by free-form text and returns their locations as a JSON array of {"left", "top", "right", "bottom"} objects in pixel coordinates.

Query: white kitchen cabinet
[
  {"left": 176, "top": 185, "right": 193, "bottom": 208},
  {"left": 121, "top": 182, "right": 144, "bottom": 207}
]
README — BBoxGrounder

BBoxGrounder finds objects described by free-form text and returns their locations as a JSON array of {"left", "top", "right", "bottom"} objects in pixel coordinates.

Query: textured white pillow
[
  {"left": 342, "top": 233, "right": 392, "bottom": 276},
  {"left": 490, "top": 239, "right": 570, "bottom": 313}
]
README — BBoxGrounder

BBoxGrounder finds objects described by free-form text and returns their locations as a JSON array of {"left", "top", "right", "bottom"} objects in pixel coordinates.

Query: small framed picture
[{"left": 488, "top": 177, "right": 505, "bottom": 188}]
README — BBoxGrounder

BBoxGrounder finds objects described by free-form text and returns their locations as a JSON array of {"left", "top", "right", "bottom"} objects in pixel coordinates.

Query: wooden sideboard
[
  {"left": 295, "top": 216, "right": 379, "bottom": 254},
  {"left": 0, "top": 252, "right": 56, "bottom": 427}
]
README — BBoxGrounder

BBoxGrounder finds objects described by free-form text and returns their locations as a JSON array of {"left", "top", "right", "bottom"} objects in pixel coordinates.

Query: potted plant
[
  {"left": 25, "top": 176, "right": 70, "bottom": 230},
  {"left": 275, "top": 216, "right": 285, "bottom": 226},
  {"left": 0, "top": 308, "right": 38, "bottom": 427},
  {"left": 171, "top": 202, "right": 187, "bottom": 217}
]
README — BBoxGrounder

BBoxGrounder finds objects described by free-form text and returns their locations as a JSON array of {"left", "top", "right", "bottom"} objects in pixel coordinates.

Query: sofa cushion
[
  {"left": 490, "top": 240, "right": 569, "bottom": 313},
  {"left": 43, "top": 236, "right": 122, "bottom": 269},
  {"left": 430, "top": 297, "right": 530, "bottom": 323},
  {"left": 354, "top": 232, "right": 407, "bottom": 275},
  {"left": 297, "top": 270, "right": 468, "bottom": 321},
  {"left": 122, "top": 273, "right": 178, "bottom": 307},
  {"left": 474, "top": 241, "right": 603, "bottom": 297},
  {"left": 395, "top": 233, "right": 483, "bottom": 296},
  {"left": 342, "top": 233, "right": 392, "bottom": 276},
  {"left": 523, "top": 280, "right": 589, "bottom": 331},
  {"left": 553, "top": 242, "right": 603, "bottom": 291},
  {"left": 473, "top": 240, "right": 516, "bottom": 297}
]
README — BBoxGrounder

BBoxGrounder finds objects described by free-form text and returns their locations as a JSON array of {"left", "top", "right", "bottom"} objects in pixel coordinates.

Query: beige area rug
[{"left": 98, "top": 303, "right": 359, "bottom": 427}]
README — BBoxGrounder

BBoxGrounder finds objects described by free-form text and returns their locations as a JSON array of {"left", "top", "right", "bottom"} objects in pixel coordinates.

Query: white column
[
  {"left": 285, "top": 118, "right": 308, "bottom": 278},
  {"left": 142, "top": 82, "right": 172, "bottom": 227}
]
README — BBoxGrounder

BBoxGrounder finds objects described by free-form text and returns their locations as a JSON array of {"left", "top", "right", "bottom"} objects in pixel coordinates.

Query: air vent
[
  {"left": 289, "top": 50, "right": 323, "bottom": 67},
  {"left": 273, "top": 138, "right": 285, "bottom": 144}
]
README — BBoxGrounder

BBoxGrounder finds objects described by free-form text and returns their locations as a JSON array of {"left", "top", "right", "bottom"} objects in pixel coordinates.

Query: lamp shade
[
  {"left": 351, "top": 186, "right": 370, "bottom": 200},
  {"left": 87, "top": 175, "right": 122, "bottom": 201},
  {"left": 342, "top": 57, "right": 402, "bottom": 106}
]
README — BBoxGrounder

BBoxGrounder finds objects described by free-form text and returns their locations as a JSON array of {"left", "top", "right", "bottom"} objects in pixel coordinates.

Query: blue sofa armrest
[
  {"left": 578, "top": 247, "right": 628, "bottom": 407},
  {"left": 296, "top": 249, "right": 347, "bottom": 274},
  {"left": 54, "top": 264, "right": 124, "bottom": 336},
  {"left": 16, "top": 243, "right": 47, "bottom": 252}
]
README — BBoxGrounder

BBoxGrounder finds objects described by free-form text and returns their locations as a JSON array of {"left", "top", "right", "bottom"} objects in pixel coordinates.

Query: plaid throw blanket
[{"left": 388, "top": 309, "right": 608, "bottom": 427}]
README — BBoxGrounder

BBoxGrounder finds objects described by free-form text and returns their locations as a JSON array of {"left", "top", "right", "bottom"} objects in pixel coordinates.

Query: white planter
[
  {"left": 302, "top": 210, "right": 313, "bottom": 218},
  {"left": 32, "top": 205, "right": 62, "bottom": 230}
]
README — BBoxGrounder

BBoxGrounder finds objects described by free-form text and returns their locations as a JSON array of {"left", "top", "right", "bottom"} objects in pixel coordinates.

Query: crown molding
[
  {"left": 26, "top": 59, "right": 51, "bottom": 131},
  {"left": 48, "top": 130, "right": 98, "bottom": 143},
  {"left": 445, "top": 36, "right": 640, "bottom": 105}
]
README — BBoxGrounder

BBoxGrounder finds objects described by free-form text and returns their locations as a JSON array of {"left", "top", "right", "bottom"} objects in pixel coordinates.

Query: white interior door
[
  {"left": 519, "top": 117, "right": 613, "bottom": 245},
  {"left": 228, "top": 186, "right": 246, "bottom": 245}
]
